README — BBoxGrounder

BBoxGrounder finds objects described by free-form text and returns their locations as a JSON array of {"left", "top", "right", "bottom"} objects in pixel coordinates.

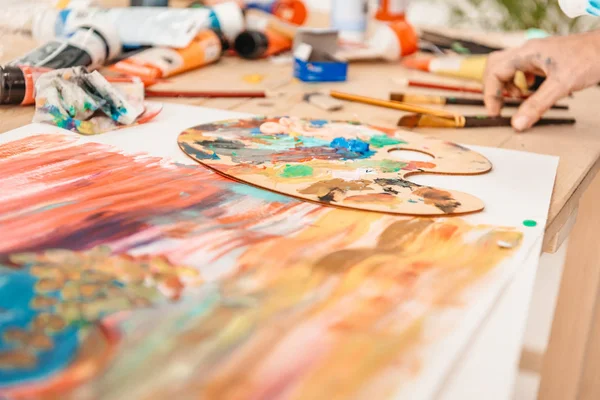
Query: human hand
[{"left": 483, "top": 32, "right": 600, "bottom": 132}]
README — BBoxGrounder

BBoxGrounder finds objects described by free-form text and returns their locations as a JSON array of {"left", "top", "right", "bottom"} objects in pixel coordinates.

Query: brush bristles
[{"left": 397, "top": 114, "right": 422, "bottom": 128}]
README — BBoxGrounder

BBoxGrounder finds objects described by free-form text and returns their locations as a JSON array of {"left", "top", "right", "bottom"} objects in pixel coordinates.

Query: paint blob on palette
[{"left": 178, "top": 117, "right": 492, "bottom": 215}]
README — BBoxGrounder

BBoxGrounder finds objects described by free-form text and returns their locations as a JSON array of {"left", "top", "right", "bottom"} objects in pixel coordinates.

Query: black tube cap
[
  {"left": 212, "top": 29, "right": 231, "bottom": 53},
  {"left": 0, "top": 66, "right": 26, "bottom": 105},
  {"left": 234, "top": 31, "right": 269, "bottom": 60}
]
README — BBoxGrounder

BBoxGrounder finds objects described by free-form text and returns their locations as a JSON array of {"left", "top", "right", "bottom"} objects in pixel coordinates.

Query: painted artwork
[
  {"left": 178, "top": 117, "right": 492, "bottom": 216},
  {"left": 0, "top": 133, "right": 528, "bottom": 400}
]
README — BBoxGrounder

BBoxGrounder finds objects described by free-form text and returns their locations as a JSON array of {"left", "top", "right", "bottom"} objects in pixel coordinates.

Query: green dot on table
[{"left": 523, "top": 220, "right": 538, "bottom": 227}]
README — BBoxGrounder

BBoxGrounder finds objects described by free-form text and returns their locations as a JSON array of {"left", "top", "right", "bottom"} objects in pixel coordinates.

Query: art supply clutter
[
  {"left": 0, "top": 0, "right": 576, "bottom": 133},
  {"left": 0, "top": 2, "right": 586, "bottom": 399}
]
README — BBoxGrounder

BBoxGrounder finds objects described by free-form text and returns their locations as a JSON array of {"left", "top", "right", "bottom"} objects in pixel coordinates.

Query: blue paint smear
[
  {"left": 330, "top": 137, "right": 371, "bottom": 155},
  {"left": 587, "top": 5, "right": 600, "bottom": 15},
  {"left": 231, "top": 184, "right": 292, "bottom": 203},
  {"left": 310, "top": 119, "right": 328, "bottom": 127},
  {"left": 297, "top": 136, "right": 329, "bottom": 148},
  {"left": 250, "top": 134, "right": 328, "bottom": 151},
  {"left": 250, "top": 128, "right": 262, "bottom": 135},
  {"left": 0, "top": 266, "right": 80, "bottom": 387}
]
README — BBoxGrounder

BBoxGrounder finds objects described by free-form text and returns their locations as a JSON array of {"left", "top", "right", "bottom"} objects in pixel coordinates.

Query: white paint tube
[
  {"left": 330, "top": 0, "right": 369, "bottom": 42},
  {"left": 336, "top": 20, "right": 418, "bottom": 62},
  {"left": 32, "top": 2, "right": 244, "bottom": 49},
  {"left": 11, "top": 22, "right": 121, "bottom": 71}
]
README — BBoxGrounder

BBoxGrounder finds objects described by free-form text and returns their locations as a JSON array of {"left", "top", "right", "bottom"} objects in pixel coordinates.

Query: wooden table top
[{"left": 1, "top": 7, "right": 599, "bottom": 253}]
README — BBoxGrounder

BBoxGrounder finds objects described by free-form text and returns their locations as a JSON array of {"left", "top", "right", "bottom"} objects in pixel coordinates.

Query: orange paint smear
[{"left": 0, "top": 135, "right": 302, "bottom": 255}]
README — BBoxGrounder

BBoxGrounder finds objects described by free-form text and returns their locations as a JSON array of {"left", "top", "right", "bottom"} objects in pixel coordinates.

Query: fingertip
[
  {"left": 512, "top": 115, "right": 533, "bottom": 132},
  {"left": 485, "top": 101, "right": 502, "bottom": 117}
]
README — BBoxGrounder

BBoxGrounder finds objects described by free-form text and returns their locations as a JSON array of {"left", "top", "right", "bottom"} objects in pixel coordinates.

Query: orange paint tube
[
  {"left": 109, "top": 29, "right": 228, "bottom": 80},
  {"left": 375, "top": 0, "right": 410, "bottom": 21},
  {"left": 234, "top": 28, "right": 293, "bottom": 59},
  {"left": 0, "top": 66, "right": 51, "bottom": 106},
  {"left": 246, "top": 0, "right": 308, "bottom": 25}
]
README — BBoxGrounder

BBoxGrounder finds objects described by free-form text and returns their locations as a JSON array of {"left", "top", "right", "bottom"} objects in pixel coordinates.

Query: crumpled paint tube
[{"left": 33, "top": 66, "right": 162, "bottom": 135}]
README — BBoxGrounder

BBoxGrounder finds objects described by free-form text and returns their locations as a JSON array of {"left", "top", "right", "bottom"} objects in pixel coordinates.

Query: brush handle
[
  {"left": 391, "top": 93, "right": 568, "bottom": 110},
  {"left": 331, "top": 90, "right": 457, "bottom": 118},
  {"left": 464, "top": 116, "right": 575, "bottom": 128},
  {"left": 145, "top": 90, "right": 266, "bottom": 98},
  {"left": 451, "top": 98, "right": 568, "bottom": 110},
  {"left": 420, "top": 30, "right": 501, "bottom": 55},
  {"left": 502, "top": 100, "right": 569, "bottom": 110}
]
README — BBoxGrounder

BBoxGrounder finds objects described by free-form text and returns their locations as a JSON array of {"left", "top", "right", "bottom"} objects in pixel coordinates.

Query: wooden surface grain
[
  {"left": 1, "top": 4, "right": 599, "bottom": 253},
  {"left": 538, "top": 172, "right": 600, "bottom": 400}
]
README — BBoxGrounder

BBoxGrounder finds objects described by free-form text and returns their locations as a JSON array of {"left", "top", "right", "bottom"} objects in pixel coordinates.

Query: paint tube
[
  {"left": 559, "top": 0, "right": 600, "bottom": 17},
  {"left": 336, "top": 20, "right": 418, "bottom": 62},
  {"left": 402, "top": 55, "right": 489, "bottom": 81},
  {"left": 375, "top": 0, "right": 410, "bottom": 21},
  {"left": 0, "top": 0, "right": 95, "bottom": 38},
  {"left": 246, "top": 0, "right": 308, "bottom": 25},
  {"left": 130, "top": 0, "right": 169, "bottom": 5},
  {"left": 32, "top": 2, "right": 244, "bottom": 49},
  {"left": 0, "top": 65, "right": 157, "bottom": 107},
  {"left": 11, "top": 23, "right": 121, "bottom": 71},
  {"left": 331, "top": 0, "right": 368, "bottom": 42},
  {"left": 234, "top": 29, "right": 293, "bottom": 59},
  {"left": 401, "top": 55, "right": 533, "bottom": 91},
  {"left": 245, "top": 9, "right": 298, "bottom": 40},
  {"left": 54, "top": 0, "right": 98, "bottom": 8},
  {"left": 110, "top": 29, "right": 228, "bottom": 80},
  {"left": 0, "top": 65, "right": 50, "bottom": 106}
]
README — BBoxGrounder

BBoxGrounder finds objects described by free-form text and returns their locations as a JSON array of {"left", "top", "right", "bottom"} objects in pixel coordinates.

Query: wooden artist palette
[{"left": 178, "top": 117, "right": 492, "bottom": 215}]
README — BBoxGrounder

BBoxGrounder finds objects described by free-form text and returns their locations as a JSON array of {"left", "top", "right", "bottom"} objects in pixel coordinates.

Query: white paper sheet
[{"left": 0, "top": 102, "right": 558, "bottom": 400}]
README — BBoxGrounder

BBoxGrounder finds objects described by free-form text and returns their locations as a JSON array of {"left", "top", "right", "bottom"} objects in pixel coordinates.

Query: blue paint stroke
[
  {"left": 330, "top": 137, "right": 371, "bottom": 156},
  {"left": 0, "top": 266, "right": 79, "bottom": 387},
  {"left": 231, "top": 184, "right": 292, "bottom": 203}
]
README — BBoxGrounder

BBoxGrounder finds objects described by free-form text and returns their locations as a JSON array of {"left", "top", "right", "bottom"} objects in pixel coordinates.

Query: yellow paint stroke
[{"left": 151, "top": 212, "right": 523, "bottom": 400}]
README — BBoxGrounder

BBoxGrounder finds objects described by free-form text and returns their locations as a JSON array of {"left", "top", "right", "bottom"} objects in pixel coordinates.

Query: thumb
[{"left": 511, "top": 79, "right": 567, "bottom": 132}]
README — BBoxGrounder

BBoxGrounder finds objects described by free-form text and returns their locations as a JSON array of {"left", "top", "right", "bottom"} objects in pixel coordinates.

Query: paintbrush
[
  {"left": 419, "top": 30, "right": 502, "bottom": 55},
  {"left": 144, "top": 90, "right": 267, "bottom": 98},
  {"left": 391, "top": 93, "right": 569, "bottom": 110},
  {"left": 330, "top": 90, "right": 459, "bottom": 119},
  {"left": 398, "top": 114, "right": 576, "bottom": 129}
]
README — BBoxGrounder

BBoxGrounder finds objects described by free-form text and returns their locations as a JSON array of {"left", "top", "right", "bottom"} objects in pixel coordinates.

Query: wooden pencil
[
  {"left": 329, "top": 90, "right": 458, "bottom": 119},
  {"left": 145, "top": 90, "right": 267, "bottom": 98}
]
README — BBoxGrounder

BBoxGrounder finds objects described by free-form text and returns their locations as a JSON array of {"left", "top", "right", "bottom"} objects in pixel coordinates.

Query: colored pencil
[
  {"left": 397, "top": 114, "right": 576, "bottom": 129},
  {"left": 390, "top": 93, "right": 569, "bottom": 110},
  {"left": 329, "top": 90, "right": 458, "bottom": 119},
  {"left": 144, "top": 90, "right": 267, "bottom": 98}
]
